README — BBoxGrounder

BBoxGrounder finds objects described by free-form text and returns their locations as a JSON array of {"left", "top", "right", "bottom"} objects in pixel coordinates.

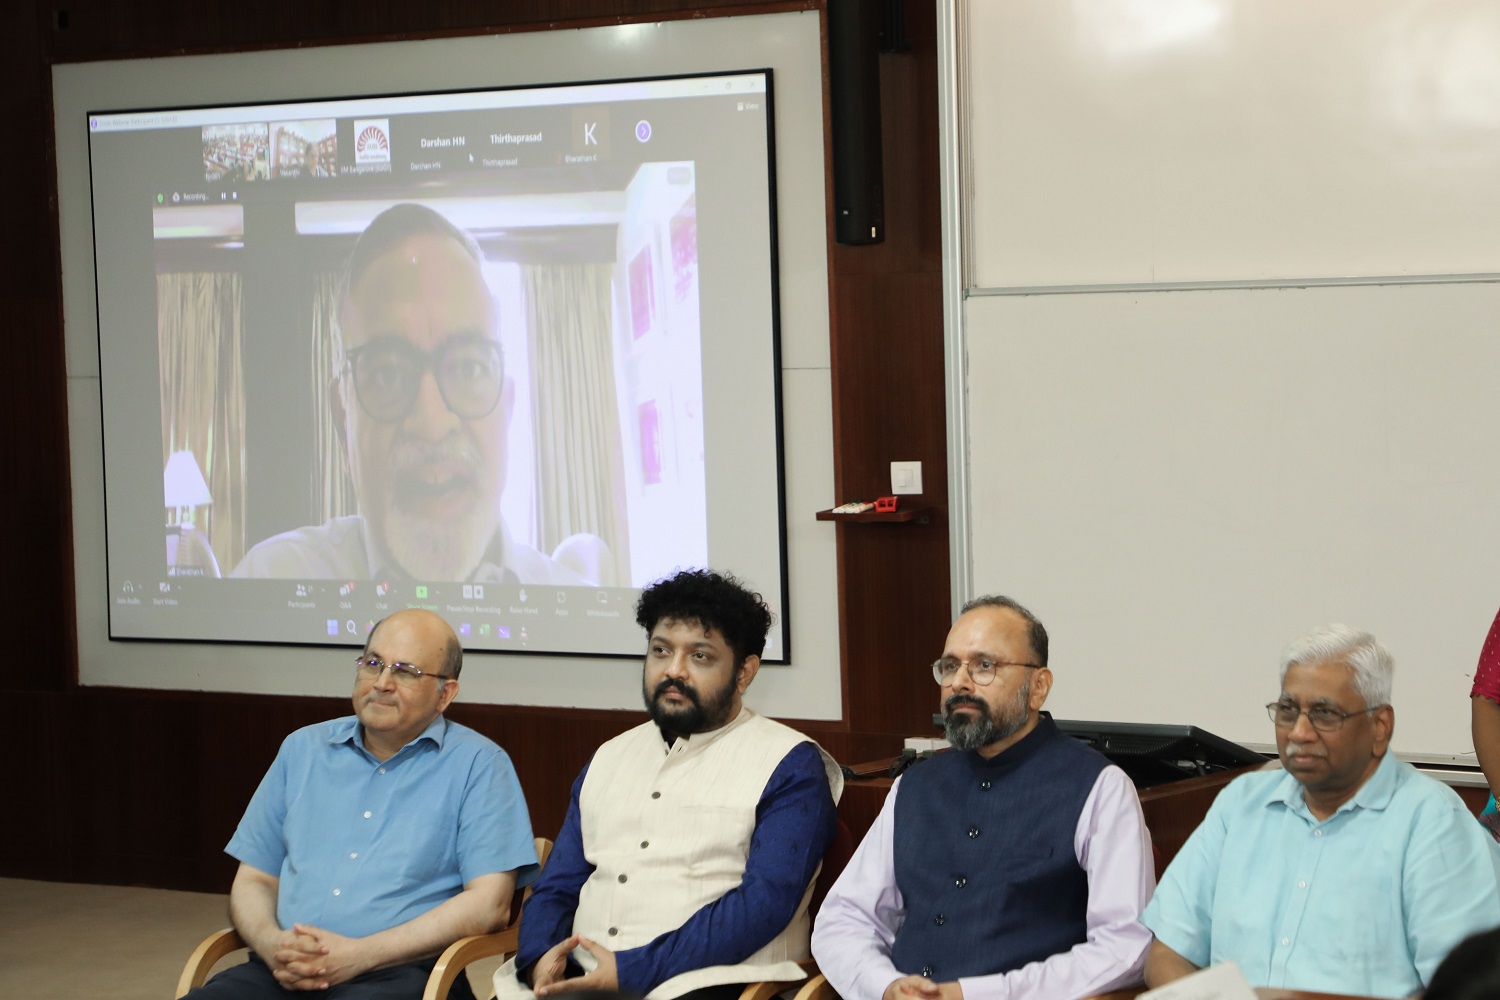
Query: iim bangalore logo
[{"left": 353, "top": 119, "right": 391, "bottom": 164}]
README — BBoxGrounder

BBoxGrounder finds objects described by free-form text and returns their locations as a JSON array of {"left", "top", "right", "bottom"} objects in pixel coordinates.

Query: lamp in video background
[{"left": 163, "top": 449, "right": 221, "bottom": 577}]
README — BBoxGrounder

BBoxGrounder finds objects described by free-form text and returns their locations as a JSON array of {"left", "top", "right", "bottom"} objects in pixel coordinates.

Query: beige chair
[{"left": 175, "top": 837, "right": 553, "bottom": 1000}]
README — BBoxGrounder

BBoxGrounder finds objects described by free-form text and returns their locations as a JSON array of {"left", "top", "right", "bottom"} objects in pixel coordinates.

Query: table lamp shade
[{"left": 163, "top": 450, "right": 213, "bottom": 509}]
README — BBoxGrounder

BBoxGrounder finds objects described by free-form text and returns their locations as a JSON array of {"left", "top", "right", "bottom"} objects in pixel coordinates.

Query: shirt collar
[
  {"left": 965, "top": 710, "right": 1059, "bottom": 770},
  {"left": 1273, "top": 747, "right": 1396, "bottom": 818},
  {"left": 330, "top": 712, "right": 450, "bottom": 756},
  {"left": 658, "top": 705, "right": 755, "bottom": 755}
]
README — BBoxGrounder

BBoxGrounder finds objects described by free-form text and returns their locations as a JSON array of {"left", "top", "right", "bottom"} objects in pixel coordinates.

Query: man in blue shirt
[
  {"left": 499, "top": 569, "right": 841, "bottom": 1000},
  {"left": 1143, "top": 624, "right": 1500, "bottom": 999},
  {"left": 186, "top": 608, "right": 538, "bottom": 999}
]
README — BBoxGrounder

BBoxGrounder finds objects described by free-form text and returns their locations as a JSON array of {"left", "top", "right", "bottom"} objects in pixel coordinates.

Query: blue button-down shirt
[
  {"left": 1143, "top": 752, "right": 1500, "bottom": 999},
  {"left": 227, "top": 714, "right": 537, "bottom": 939}
]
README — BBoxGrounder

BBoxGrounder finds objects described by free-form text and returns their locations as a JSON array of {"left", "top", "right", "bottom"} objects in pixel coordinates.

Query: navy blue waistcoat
[{"left": 890, "top": 713, "right": 1109, "bottom": 981}]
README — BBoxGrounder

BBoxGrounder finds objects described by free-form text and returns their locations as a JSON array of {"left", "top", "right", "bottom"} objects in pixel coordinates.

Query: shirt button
[
  {"left": 921, "top": 967, "right": 933, "bottom": 978},
  {"left": 378, "top": 768, "right": 386, "bottom": 775},
  {"left": 651, "top": 791, "right": 661, "bottom": 799},
  {"left": 618, "top": 874, "right": 628, "bottom": 883},
  {"left": 968, "top": 827, "right": 980, "bottom": 838},
  {"left": 934, "top": 915, "right": 945, "bottom": 926},
  {"left": 349, "top": 852, "right": 358, "bottom": 860},
  {"left": 1313, "top": 829, "right": 1323, "bottom": 838},
  {"left": 954, "top": 877, "right": 967, "bottom": 888},
  {"left": 363, "top": 811, "right": 372, "bottom": 819},
  {"left": 1281, "top": 938, "right": 1290, "bottom": 946},
  {"left": 608, "top": 927, "right": 619, "bottom": 936},
  {"left": 332, "top": 888, "right": 341, "bottom": 896},
  {"left": 640, "top": 841, "right": 649, "bottom": 849},
  {"left": 1298, "top": 880, "right": 1306, "bottom": 889},
  {"left": 980, "top": 780, "right": 992, "bottom": 790}
]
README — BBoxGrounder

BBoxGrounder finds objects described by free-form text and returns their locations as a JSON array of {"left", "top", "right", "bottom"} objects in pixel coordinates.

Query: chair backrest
[{"left": 508, "top": 836, "right": 553, "bottom": 925}]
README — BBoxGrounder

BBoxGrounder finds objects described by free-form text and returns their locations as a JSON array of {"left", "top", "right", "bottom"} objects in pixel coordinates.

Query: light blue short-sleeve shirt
[
  {"left": 227, "top": 714, "right": 538, "bottom": 939},
  {"left": 1143, "top": 752, "right": 1500, "bottom": 999}
]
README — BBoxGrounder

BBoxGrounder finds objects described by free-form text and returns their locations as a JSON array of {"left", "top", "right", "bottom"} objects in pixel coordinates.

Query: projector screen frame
[{"left": 55, "top": 11, "right": 843, "bottom": 719}]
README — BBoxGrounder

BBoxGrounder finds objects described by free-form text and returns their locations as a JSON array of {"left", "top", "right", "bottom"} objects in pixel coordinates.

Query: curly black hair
[{"left": 634, "top": 569, "right": 774, "bottom": 666}]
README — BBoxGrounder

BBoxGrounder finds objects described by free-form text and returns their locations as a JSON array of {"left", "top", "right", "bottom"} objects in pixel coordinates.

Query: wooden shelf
[{"left": 816, "top": 505, "right": 931, "bottom": 524}]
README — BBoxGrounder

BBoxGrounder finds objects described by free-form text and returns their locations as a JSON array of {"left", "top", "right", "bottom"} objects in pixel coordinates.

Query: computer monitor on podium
[{"left": 1056, "top": 719, "right": 1267, "bottom": 789}]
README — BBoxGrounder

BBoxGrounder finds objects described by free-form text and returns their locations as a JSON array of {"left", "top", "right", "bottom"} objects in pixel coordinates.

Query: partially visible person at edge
[{"left": 1469, "top": 608, "right": 1500, "bottom": 840}]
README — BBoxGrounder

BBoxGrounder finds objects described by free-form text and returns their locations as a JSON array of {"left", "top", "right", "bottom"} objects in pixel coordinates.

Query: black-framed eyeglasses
[
  {"left": 1265, "top": 700, "right": 1381, "bottom": 732},
  {"left": 354, "top": 654, "right": 453, "bottom": 686},
  {"left": 344, "top": 335, "right": 503, "bottom": 423},
  {"left": 932, "top": 657, "right": 1041, "bottom": 686}
]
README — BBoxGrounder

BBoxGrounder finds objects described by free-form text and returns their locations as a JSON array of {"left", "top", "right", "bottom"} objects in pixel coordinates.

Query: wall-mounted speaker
[{"left": 829, "top": 0, "right": 885, "bottom": 245}]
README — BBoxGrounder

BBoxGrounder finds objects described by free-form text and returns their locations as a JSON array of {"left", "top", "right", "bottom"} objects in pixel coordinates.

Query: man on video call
[{"left": 232, "top": 203, "right": 587, "bottom": 585}]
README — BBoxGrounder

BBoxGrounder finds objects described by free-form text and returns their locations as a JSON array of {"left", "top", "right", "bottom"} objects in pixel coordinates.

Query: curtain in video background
[
  {"left": 311, "top": 272, "right": 358, "bottom": 523},
  {"left": 157, "top": 271, "right": 248, "bottom": 572},
  {"left": 523, "top": 263, "right": 630, "bottom": 584}
]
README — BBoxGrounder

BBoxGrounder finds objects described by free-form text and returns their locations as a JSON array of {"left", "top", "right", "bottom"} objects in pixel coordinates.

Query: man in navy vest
[{"left": 811, "top": 595, "right": 1154, "bottom": 1000}]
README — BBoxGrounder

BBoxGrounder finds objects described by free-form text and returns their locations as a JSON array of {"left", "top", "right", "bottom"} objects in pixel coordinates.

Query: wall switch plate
[{"left": 891, "top": 460, "right": 922, "bottom": 495}]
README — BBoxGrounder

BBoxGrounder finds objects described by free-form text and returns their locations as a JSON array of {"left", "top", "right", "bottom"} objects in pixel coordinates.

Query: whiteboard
[
  {"left": 964, "top": 0, "right": 1500, "bottom": 288},
  {"left": 943, "top": 0, "right": 1500, "bottom": 759},
  {"left": 963, "top": 282, "right": 1500, "bottom": 760}
]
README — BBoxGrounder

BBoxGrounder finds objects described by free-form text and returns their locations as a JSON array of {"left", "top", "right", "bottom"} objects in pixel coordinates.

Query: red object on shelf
[{"left": 874, "top": 495, "right": 899, "bottom": 513}]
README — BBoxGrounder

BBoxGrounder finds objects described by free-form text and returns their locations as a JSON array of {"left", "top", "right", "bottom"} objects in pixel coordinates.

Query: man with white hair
[{"left": 1143, "top": 624, "right": 1500, "bottom": 999}]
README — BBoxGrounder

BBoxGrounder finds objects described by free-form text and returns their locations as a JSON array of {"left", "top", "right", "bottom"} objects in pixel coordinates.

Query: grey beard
[
  {"left": 943, "top": 682, "right": 1030, "bottom": 750},
  {"left": 944, "top": 708, "right": 999, "bottom": 750}
]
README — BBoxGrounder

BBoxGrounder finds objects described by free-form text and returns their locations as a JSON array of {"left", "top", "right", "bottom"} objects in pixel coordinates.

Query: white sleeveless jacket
[{"left": 495, "top": 708, "right": 842, "bottom": 1000}]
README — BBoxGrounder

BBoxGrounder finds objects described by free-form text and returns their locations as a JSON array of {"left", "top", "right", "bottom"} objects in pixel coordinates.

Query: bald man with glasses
[
  {"left": 231, "top": 202, "right": 589, "bottom": 585},
  {"left": 183, "top": 609, "right": 538, "bottom": 999},
  {"left": 1143, "top": 624, "right": 1500, "bottom": 999},
  {"left": 811, "top": 595, "right": 1155, "bottom": 1000}
]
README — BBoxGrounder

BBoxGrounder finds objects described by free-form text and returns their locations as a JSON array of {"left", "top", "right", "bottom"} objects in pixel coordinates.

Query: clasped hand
[
  {"left": 883, "top": 975, "right": 963, "bottom": 1000},
  {"left": 531, "top": 934, "right": 620, "bottom": 997},
  {"left": 268, "top": 923, "right": 371, "bottom": 991}
]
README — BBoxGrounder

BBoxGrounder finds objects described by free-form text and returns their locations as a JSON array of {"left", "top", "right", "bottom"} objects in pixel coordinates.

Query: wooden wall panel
[
  {"left": 2, "top": 0, "right": 952, "bottom": 893},
  {"left": 3, "top": 0, "right": 75, "bottom": 694},
  {"left": 826, "top": 0, "right": 951, "bottom": 737}
]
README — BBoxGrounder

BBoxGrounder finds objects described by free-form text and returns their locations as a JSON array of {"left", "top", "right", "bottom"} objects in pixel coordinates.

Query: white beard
[
  {"left": 384, "top": 504, "right": 496, "bottom": 581},
  {"left": 377, "top": 431, "right": 501, "bottom": 580}
]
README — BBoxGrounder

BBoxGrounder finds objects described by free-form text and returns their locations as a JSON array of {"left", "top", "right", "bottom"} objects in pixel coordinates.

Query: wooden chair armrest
[
  {"left": 421, "top": 925, "right": 522, "bottom": 1000},
  {"left": 789, "top": 971, "right": 837, "bottom": 1000},
  {"left": 736, "top": 958, "right": 821, "bottom": 1000},
  {"left": 175, "top": 927, "right": 246, "bottom": 998}
]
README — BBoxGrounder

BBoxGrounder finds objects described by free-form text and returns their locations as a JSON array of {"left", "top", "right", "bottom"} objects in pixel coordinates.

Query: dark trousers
[{"left": 183, "top": 953, "right": 478, "bottom": 1000}]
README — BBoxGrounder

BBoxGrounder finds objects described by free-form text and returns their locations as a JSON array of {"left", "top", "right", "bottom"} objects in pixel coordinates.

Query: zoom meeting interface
[{"left": 90, "top": 72, "right": 789, "bottom": 658}]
